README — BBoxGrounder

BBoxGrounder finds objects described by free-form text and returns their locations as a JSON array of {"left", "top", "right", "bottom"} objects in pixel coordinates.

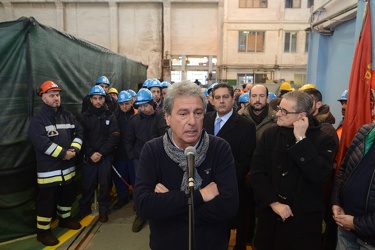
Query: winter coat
[
  {"left": 331, "top": 123, "right": 375, "bottom": 246},
  {"left": 113, "top": 107, "right": 136, "bottom": 161},
  {"left": 124, "top": 111, "right": 155, "bottom": 160},
  {"left": 239, "top": 105, "right": 276, "bottom": 143},
  {"left": 80, "top": 105, "right": 120, "bottom": 163},
  {"left": 250, "top": 116, "right": 338, "bottom": 249},
  {"left": 315, "top": 104, "right": 335, "bottom": 125},
  {"left": 28, "top": 104, "right": 83, "bottom": 187}
]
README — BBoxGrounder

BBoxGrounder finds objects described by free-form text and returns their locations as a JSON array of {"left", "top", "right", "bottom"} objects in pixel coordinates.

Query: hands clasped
[
  {"left": 270, "top": 202, "right": 294, "bottom": 222},
  {"left": 332, "top": 205, "right": 355, "bottom": 230}
]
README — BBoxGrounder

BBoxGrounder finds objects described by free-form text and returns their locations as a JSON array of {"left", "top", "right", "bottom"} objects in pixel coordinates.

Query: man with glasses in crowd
[{"left": 249, "top": 90, "right": 338, "bottom": 250}]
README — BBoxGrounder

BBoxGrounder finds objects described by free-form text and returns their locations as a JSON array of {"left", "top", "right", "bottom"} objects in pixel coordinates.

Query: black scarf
[{"left": 250, "top": 103, "right": 269, "bottom": 125}]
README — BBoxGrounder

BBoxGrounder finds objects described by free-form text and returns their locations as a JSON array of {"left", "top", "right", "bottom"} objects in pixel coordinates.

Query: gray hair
[
  {"left": 163, "top": 80, "right": 207, "bottom": 115},
  {"left": 282, "top": 90, "right": 314, "bottom": 116}
]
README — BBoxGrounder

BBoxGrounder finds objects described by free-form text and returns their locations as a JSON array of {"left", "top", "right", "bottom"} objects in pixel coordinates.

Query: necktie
[{"left": 214, "top": 118, "right": 222, "bottom": 136}]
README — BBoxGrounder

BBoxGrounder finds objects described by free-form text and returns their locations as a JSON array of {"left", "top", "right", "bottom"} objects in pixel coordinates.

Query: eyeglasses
[{"left": 276, "top": 105, "right": 301, "bottom": 116}]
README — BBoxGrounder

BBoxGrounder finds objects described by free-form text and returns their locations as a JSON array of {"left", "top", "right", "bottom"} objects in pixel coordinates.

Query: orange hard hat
[{"left": 39, "top": 81, "right": 61, "bottom": 96}]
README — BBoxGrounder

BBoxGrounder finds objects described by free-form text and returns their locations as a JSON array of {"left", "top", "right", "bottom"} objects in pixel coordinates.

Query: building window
[
  {"left": 285, "top": 0, "right": 301, "bottom": 8},
  {"left": 239, "top": 0, "right": 267, "bottom": 8},
  {"left": 284, "top": 32, "right": 297, "bottom": 53},
  {"left": 238, "top": 31, "right": 265, "bottom": 52},
  {"left": 307, "top": 0, "right": 314, "bottom": 8},
  {"left": 294, "top": 74, "right": 306, "bottom": 87},
  {"left": 238, "top": 74, "right": 254, "bottom": 85},
  {"left": 305, "top": 32, "right": 310, "bottom": 52},
  {"left": 238, "top": 73, "right": 269, "bottom": 85}
]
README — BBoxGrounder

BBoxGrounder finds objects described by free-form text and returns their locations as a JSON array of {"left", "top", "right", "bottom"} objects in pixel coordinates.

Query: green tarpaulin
[{"left": 0, "top": 17, "right": 147, "bottom": 242}]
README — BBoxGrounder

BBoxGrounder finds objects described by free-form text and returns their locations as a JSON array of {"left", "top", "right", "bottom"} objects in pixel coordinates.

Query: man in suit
[{"left": 203, "top": 83, "right": 256, "bottom": 250}]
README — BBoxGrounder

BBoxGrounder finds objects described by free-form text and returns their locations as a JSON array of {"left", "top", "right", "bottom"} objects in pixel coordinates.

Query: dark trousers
[
  {"left": 37, "top": 182, "right": 75, "bottom": 233},
  {"left": 232, "top": 186, "right": 256, "bottom": 249},
  {"left": 112, "top": 159, "right": 135, "bottom": 199},
  {"left": 79, "top": 156, "right": 112, "bottom": 214},
  {"left": 254, "top": 206, "right": 322, "bottom": 250}
]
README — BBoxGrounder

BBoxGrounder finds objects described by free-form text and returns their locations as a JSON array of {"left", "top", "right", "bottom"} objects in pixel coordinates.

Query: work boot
[
  {"left": 113, "top": 198, "right": 129, "bottom": 210},
  {"left": 132, "top": 215, "right": 145, "bottom": 232},
  {"left": 99, "top": 212, "right": 109, "bottom": 223},
  {"left": 37, "top": 231, "right": 59, "bottom": 246},
  {"left": 59, "top": 218, "right": 82, "bottom": 230}
]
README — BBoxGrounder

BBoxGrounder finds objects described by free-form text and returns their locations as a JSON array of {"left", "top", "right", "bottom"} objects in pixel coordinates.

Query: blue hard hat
[
  {"left": 96, "top": 76, "right": 110, "bottom": 85},
  {"left": 135, "top": 88, "right": 153, "bottom": 105},
  {"left": 161, "top": 81, "right": 171, "bottom": 88},
  {"left": 207, "top": 83, "right": 218, "bottom": 95},
  {"left": 118, "top": 91, "right": 132, "bottom": 103},
  {"left": 338, "top": 90, "right": 348, "bottom": 101},
  {"left": 89, "top": 85, "right": 106, "bottom": 96},
  {"left": 268, "top": 92, "right": 277, "bottom": 101},
  {"left": 127, "top": 89, "right": 136, "bottom": 97},
  {"left": 142, "top": 79, "right": 150, "bottom": 88},
  {"left": 238, "top": 93, "right": 249, "bottom": 103},
  {"left": 147, "top": 78, "right": 162, "bottom": 89},
  {"left": 202, "top": 88, "right": 208, "bottom": 97}
]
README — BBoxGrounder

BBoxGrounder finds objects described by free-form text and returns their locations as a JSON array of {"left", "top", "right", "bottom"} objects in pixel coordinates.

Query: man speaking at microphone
[{"left": 133, "top": 80, "right": 239, "bottom": 250}]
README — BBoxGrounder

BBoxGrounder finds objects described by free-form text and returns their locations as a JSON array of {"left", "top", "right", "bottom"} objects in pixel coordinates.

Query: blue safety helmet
[
  {"left": 118, "top": 91, "right": 132, "bottom": 103},
  {"left": 202, "top": 88, "right": 208, "bottom": 97},
  {"left": 89, "top": 85, "right": 106, "bottom": 96},
  {"left": 238, "top": 93, "right": 249, "bottom": 103},
  {"left": 207, "top": 83, "right": 218, "bottom": 96},
  {"left": 96, "top": 76, "right": 110, "bottom": 85},
  {"left": 135, "top": 88, "right": 153, "bottom": 105},
  {"left": 268, "top": 92, "right": 277, "bottom": 101},
  {"left": 142, "top": 79, "right": 150, "bottom": 88},
  {"left": 161, "top": 81, "right": 171, "bottom": 88},
  {"left": 147, "top": 78, "right": 162, "bottom": 89},
  {"left": 338, "top": 90, "right": 348, "bottom": 101},
  {"left": 127, "top": 89, "right": 136, "bottom": 97}
]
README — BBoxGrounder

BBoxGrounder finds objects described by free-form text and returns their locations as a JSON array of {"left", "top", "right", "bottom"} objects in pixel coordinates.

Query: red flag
[{"left": 335, "top": 2, "right": 375, "bottom": 174}]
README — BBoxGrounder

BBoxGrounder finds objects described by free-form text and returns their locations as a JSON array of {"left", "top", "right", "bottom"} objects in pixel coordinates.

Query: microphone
[{"left": 184, "top": 146, "right": 196, "bottom": 188}]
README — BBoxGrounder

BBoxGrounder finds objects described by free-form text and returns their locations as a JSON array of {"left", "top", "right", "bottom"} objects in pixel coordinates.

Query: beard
[{"left": 251, "top": 103, "right": 266, "bottom": 111}]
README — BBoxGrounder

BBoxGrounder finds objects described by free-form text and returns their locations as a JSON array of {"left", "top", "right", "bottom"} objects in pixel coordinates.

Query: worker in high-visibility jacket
[{"left": 28, "top": 81, "right": 83, "bottom": 246}]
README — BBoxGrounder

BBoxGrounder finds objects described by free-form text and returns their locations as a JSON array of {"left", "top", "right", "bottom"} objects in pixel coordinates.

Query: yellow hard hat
[
  {"left": 279, "top": 82, "right": 293, "bottom": 91},
  {"left": 108, "top": 87, "right": 118, "bottom": 95},
  {"left": 299, "top": 83, "right": 316, "bottom": 91}
]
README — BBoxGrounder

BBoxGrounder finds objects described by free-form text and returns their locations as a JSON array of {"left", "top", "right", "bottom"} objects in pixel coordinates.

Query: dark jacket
[
  {"left": 114, "top": 107, "right": 136, "bottom": 161},
  {"left": 239, "top": 105, "right": 277, "bottom": 143},
  {"left": 28, "top": 104, "right": 83, "bottom": 187},
  {"left": 250, "top": 116, "right": 338, "bottom": 249},
  {"left": 134, "top": 134, "right": 239, "bottom": 250},
  {"left": 331, "top": 123, "right": 375, "bottom": 246},
  {"left": 124, "top": 111, "right": 155, "bottom": 160},
  {"left": 151, "top": 109, "right": 169, "bottom": 139},
  {"left": 315, "top": 104, "right": 335, "bottom": 125},
  {"left": 80, "top": 105, "right": 120, "bottom": 163},
  {"left": 203, "top": 110, "right": 256, "bottom": 186},
  {"left": 81, "top": 94, "right": 119, "bottom": 114}
]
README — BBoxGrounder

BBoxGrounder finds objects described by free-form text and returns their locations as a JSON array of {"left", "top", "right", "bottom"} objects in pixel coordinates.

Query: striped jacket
[{"left": 28, "top": 104, "right": 83, "bottom": 187}]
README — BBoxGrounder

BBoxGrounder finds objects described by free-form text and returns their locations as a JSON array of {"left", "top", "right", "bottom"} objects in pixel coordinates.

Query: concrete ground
[
  {"left": 64, "top": 199, "right": 150, "bottom": 250},
  {"left": 0, "top": 198, "right": 252, "bottom": 250}
]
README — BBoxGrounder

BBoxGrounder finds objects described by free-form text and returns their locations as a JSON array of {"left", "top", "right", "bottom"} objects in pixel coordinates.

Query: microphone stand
[{"left": 188, "top": 176, "right": 195, "bottom": 250}]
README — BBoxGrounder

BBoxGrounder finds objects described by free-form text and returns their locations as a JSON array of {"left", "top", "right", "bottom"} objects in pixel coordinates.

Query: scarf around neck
[{"left": 163, "top": 128, "right": 209, "bottom": 193}]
